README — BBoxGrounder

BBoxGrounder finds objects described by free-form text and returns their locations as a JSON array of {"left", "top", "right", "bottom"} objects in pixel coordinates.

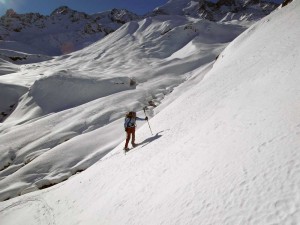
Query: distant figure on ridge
[{"left": 124, "top": 111, "right": 148, "bottom": 152}]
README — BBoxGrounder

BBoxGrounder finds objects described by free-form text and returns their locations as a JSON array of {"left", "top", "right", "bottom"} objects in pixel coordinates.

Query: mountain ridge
[
  {"left": 0, "top": 6, "right": 140, "bottom": 56},
  {"left": 151, "top": 0, "right": 279, "bottom": 22},
  {"left": 0, "top": 0, "right": 279, "bottom": 56}
]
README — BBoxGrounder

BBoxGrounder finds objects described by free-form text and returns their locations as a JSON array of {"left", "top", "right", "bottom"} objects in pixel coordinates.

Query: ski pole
[{"left": 143, "top": 107, "right": 153, "bottom": 135}]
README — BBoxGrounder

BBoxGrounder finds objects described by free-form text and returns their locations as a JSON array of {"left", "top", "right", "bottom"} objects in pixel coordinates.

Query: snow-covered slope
[
  {"left": 0, "top": 0, "right": 299, "bottom": 224},
  {"left": 0, "top": 13, "right": 246, "bottom": 200}
]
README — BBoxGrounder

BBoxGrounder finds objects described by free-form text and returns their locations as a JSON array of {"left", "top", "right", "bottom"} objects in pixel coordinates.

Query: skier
[{"left": 124, "top": 111, "right": 148, "bottom": 151}]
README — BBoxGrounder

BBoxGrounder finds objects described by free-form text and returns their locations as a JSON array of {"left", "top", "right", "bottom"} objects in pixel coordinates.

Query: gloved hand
[{"left": 145, "top": 117, "right": 148, "bottom": 120}]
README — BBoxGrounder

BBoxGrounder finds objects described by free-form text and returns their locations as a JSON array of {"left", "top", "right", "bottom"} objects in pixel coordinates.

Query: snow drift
[{"left": 28, "top": 72, "right": 134, "bottom": 114}]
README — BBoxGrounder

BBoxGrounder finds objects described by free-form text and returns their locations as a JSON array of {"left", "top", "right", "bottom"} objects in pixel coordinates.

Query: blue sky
[{"left": 0, "top": 0, "right": 168, "bottom": 16}]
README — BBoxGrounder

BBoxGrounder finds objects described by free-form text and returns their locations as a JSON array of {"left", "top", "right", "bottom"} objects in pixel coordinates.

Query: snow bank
[
  {"left": 0, "top": 59, "right": 19, "bottom": 75},
  {"left": 0, "top": 82, "right": 27, "bottom": 122},
  {"left": 0, "top": 49, "right": 52, "bottom": 64},
  {"left": 29, "top": 71, "right": 134, "bottom": 114},
  {"left": 0, "top": 118, "right": 124, "bottom": 201}
]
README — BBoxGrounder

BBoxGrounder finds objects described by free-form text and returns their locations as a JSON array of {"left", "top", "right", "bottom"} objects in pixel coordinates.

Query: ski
[{"left": 124, "top": 143, "right": 140, "bottom": 155}]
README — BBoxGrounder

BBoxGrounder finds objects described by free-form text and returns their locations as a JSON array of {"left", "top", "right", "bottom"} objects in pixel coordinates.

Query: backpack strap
[{"left": 126, "top": 118, "right": 131, "bottom": 128}]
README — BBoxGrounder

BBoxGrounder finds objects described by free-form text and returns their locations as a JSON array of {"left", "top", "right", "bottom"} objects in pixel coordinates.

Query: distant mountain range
[
  {"left": 0, "top": 0, "right": 279, "bottom": 56},
  {"left": 0, "top": 7, "right": 140, "bottom": 55}
]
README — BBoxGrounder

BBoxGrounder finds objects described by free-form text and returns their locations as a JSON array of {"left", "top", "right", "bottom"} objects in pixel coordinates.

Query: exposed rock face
[
  {"left": 152, "top": 0, "right": 279, "bottom": 22},
  {"left": 282, "top": 0, "right": 293, "bottom": 7}
]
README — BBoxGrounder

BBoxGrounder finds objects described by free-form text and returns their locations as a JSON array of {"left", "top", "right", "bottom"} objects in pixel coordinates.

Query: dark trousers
[{"left": 125, "top": 127, "right": 135, "bottom": 148}]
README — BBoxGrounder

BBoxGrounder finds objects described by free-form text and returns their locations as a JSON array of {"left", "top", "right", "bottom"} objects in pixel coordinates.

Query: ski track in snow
[{"left": 0, "top": 197, "right": 56, "bottom": 225}]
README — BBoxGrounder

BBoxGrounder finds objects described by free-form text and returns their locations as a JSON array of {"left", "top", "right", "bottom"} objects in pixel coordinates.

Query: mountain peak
[
  {"left": 5, "top": 9, "right": 17, "bottom": 18},
  {"left": 50, "top": 6, "right": 76, "bottom": 16}
]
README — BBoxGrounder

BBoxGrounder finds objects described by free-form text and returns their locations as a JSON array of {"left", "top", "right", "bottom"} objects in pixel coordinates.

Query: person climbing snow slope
[{"left": 124, "top": 111, "right": 148, "bottom": 151}]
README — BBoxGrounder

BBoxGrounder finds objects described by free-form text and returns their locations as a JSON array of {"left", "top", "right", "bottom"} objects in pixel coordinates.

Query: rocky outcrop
[{"left": 152, "top": 0, "right": 279, "bottom": 22}]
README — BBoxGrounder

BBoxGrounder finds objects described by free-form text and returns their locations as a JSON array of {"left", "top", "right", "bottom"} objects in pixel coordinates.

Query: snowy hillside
[
  {"left": 0, "top": 0, "right": 285, "bottom": 204},
  {"left": 0, "top": 11, "right": 247, "bottom": 201},
  {"left": 1, "top": 0, "right": 299, "bottom": 224}
]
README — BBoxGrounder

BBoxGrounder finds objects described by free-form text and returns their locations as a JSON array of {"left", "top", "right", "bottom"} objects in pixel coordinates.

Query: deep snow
[{"left": 1, "top": 0, "right": 300, "bottom": 225}]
